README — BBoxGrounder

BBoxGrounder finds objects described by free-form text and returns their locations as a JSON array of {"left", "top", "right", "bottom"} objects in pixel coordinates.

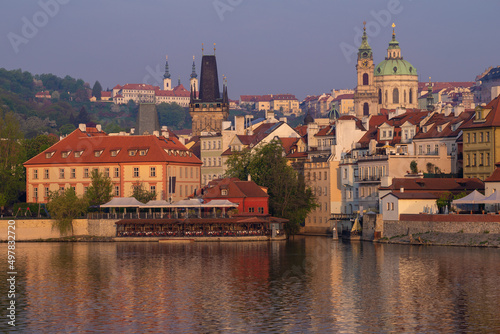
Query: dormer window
[
  {"left": 74, "top": 151, "right": 83, "bottom": 158},
  {"left": 61, "top": 151, "right": 70, "bottom": 158},
  {"left": 221, "top": 189, "right": 228, "bottom": 196},
  {"left": 94, "top": 150, "right": 103, "bottom": 157},
  {"left": 111, "top": 150, "right": 120, "bottom": 157},
  {"left": 45, "top": 152, "right": 55, "bottom": 159},
  {"left": 139, "top": 149, "right": 148, "bottom": 156},
  {"left": 129, "top": 150, "right": 137, "bottom": 156}
]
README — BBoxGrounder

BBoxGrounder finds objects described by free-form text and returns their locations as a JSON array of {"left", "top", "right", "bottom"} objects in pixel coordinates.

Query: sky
[{"left": 1, "top": 0, "right": 499, "bottom": 100}]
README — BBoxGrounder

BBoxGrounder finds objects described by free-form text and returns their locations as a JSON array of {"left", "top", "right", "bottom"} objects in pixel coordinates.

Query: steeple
[
  {"left": 387, "top": 23, "right": 401, "bottom": 59},
  {"left": 222, "top": 75, "right": 228, "bottom": 104},
  {"left": 198, "top": 54, "right": 220, "bottom": 102},
  {"left": 163, "top": 55, "right": 171, "bottom": 79},
  {"left": 190, "top": 55, "right": 197, "bottom": 79},
  {"left": 358, "top": 21, "right": 372, "bottom": 60},
  {"left": 178, "top": 76, "right": 181, "bottom": 87},
  {"left": 427, "top": 77, "right": 434, "bottom": 111}
]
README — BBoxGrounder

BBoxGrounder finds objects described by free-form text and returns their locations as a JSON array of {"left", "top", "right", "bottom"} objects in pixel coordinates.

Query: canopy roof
[
  {"left": 142, "top": 200, "right": 173, "bottom": 208},
  {"left": 101, "top": 197, "right": 144, "bottom": 207},
  {"left": 452, "top": 190, "right": 486, "bottom": 204},
  {"left": 482, "top": 191, "right": 500, "bottom": 204},
  {"left": 205, "top": 199, "right": 238, "bottom": 207}
]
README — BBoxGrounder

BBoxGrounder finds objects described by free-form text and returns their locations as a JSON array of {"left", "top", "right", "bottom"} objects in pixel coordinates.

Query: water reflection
[{"left": 1, "top": 238, "right": 499, "bottom": 332}]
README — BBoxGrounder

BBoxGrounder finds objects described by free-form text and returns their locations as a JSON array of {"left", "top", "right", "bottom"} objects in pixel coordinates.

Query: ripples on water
[{"left": 1, "top": 238, "right": 499, "bottom": 333}]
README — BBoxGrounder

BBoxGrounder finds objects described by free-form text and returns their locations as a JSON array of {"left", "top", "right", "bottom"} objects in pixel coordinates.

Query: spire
[
  {"left": 190, "top": 55, "right": 197, "bottom": 79},
  {"left": 222, "top": 75, "right": 228, "bottom": 104},
  {"left": 358, "top": 21, "right": 372, "bottom": 59},
  {"left": 387, "top": 23, "right": 401, "bottom": 59},
  {"left": 163, "top": 55, "right": 171, "bottom": 79},
  {"left": 178, "top": 76, "right": 181, "bottom": 87},
  {"left": 427, "top": 77, "right": 434, "bottom": 111}
]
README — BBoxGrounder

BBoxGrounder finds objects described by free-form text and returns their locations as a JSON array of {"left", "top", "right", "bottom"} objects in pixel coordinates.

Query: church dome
[
  {"left": 304, "top": 113, "right": 314, "bottom": 125},
  {"left": 374, "top": 58, "right": 417, "bottom": 77}
]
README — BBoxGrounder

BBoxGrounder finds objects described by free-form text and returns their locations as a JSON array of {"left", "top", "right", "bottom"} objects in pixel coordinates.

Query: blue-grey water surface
[{"left": 1, "top": 237, "right": 500, "bottom": 333}]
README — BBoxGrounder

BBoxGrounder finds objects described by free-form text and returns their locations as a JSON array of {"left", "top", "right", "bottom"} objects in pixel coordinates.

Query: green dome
[{"left": 374, "top": 59, "right": 417, "bottom": 77}]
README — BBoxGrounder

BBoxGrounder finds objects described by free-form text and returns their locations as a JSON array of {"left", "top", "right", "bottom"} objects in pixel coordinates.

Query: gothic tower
[
  {"left": 354, "top": 22, "right": 378, "bottom": 117},
  {"left": 190, "top": 55, "right": 198, "bottom": 92},
  {"left": 163, "top": 55, "right": 172, "bottom": 91},
  {"left": 189, "top": 48, "right": 229, "bottom": 136}
]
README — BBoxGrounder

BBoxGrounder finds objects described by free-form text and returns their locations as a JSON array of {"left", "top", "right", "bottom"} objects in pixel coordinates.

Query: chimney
[
  {"left": 247, "top": 174, "right": 251, "bottom": 181},
  {"left": 96, "top": 124, "right": 102, "bottom": 132},
  {"left": 153, "top": 131, "right": 160, "bottom": 137},
  {"left": 279, "top": 117, "right": 287, "bottom": 123},
  {"left": 235, "top": 116, "right": 245, "bottom": 135},
  {"left": 78, "top": 123, "right": 86, "bottom": 132},
  {"left": 400, "top": 187, "right": 404, "bottom": 193},
  {"left": 130, "top": 128, "right": 135, "bottom": 135}
]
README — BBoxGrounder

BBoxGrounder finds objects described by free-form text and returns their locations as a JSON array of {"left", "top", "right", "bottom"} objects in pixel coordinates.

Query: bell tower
[
  {"left": 354, "top": 22, "right": 378, "bottom": 117},
  {"left": 163, "top": 55, "right": 172, "bottom": 91},
  {"left": 190, "top": 55, "right": 198, "bottom": 92}
]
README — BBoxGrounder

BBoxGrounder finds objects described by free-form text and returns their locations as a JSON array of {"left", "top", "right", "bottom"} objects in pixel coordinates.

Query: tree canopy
[
  {"left": 47, "top": 187, "right": 88, "bottom": 236},
  {"left": 225, "top": 140, "right": 317, "bottom": 235},
  {"left": 92, "top": 81, "right": 102, "bottom": 100},
  {"left": 132, "top": 182, "right": 156, "bottom": 203},
  {"left": 86, "top": 169, "right": 113, "bottom": 208}
]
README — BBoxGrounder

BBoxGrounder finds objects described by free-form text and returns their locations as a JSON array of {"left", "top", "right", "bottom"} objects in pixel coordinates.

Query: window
[
  {"left": 33, "top": 169, "right": 38, "bottom": 179},
  {"left": 393, "top": 88, "right": 399, "bottom": 104},
  {"left": 248, "top": 207, "right": 255, "bottom": 213},
  {"left": 71, "top": 168, "right": 76, "bottom": 178},
  {"left": 139, "top": 150, "right": 147, "bottom": 156},
  {"left": 75, "top": 151, "right": 83, "bottom": 158},
  {"left": 362, "top": 73, "right": 369, "bottom": 85},
  {"left": 391, "top": 203, "right": 394, "bottom": 211},
  {"left": 104, "top": 168, "right": 109, "bottom": 177},
  {"left": 190, "top": 167, "right": 193, "bottom": 178},
  {"left": 59, "top": 168, "right": 65, "bottom": 179},
  {"left": 419, "top": 145, "right": 423, "bottom": 155},
  {"left": 129, "top": 150, "right": 136, "bottom": 156},
  {"left": 218, "top": 157, "right": 222, "bottom": 166},
  {"left": 426, "top": 145, "right": 431, "bottom": 155},
  {"left": 150, "top": 185, "right": 156, "bottom": 193},
  {"left": 84, "top": 187, "right": 88, "bottom": 194},
  {"left": 133, "top": 167, "right": 139, "bottom": 177},
  {"left": 84, "top": 168, "right": 89, "bottom": 178},
  {"left": 114, "top": 167, "right": 119, "bottom": 178},
  {"left": 473, "top": 153, "right": 477, "bottom": 166},
  {"left": 466, "top": 133, "right": 470, "bottom": 143},
  {"left": 434, "top": 145, "right": 439, "bottom": 155},
  {"left": 473, "top": 133, "right": 476, "bottom": 143},
  {"left": 466, "top": 154, "right": 470, "bottom": 167},
  {"left": 480, "top": 153, "right": 484, "bottom": 166},
  {"left": 33, "top": 187, "right": 38, "bottom": 200},
  {"left": 480, "top": 132, "right": 484, "bottom": 143},
  {"left": 44, "top": 169, "right": 49, "bottom": 179},
  {"left": 318, "top": 172, "right": 321, "bottom": 181},
  {"left": 487, "top": 153, "right": 490, "bottom": 166},
  {"left": 150, "top": 167, "right": 156, "bottom": 177},
  {"left": 258, "top": 207, "right": 264, "bottom": 214},
  {"left": 208, "top": 141, "right": 211, "bottom": 150},
  {"left": 44, "top": 187, "right": 49, "bottom": 198},
  {"left": 486, "top": 132, "right": 490, "bottom": 142},
  {"left": 221, "top": 189, "right": 228, "bottom": 196},
  {"left": 94, "top": 151, "right": 101, "bottom": 157},
  {"left": 115, "top": 186, "right": 119, "bottom": 196},
  {"left": 218, "top": 141, "right": 221, "bottom": 149},
  {"left": 111, "top": 150, "right": 118, "bottom": 157},
  {"left": 62, "top": 151, "right": 69, "bottom": 158}
]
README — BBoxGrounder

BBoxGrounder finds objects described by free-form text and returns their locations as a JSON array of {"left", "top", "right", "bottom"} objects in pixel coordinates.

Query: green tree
[
  {"left": 225, "top": 140, "right": 317, "bottom": 235},
  {"left": 75, "top": 106, "right": 90, "bottom": 125},
  {"left": 59, "top": 123, "right": 75, "bottom": 136},
  {"left": 23, "top": 134, "right": 58, "bottom": 161},
  {"left": 92, "top": 81, "right": 102, "bottom": 100},
  {"left": 0, "top": 110, "right": 26, "bottom": 207},
  {"left": 86, "top": 169, "right": 113, "bottom": 208},
  {"left": 157, "top": 102, "right": 189, "bottom": 130},
  {"left": 410, "top": 160, "right": 418, "bottom": 174},
  {"left": 131, "top": 182, "right": 156, "bottom": 203},
  {"left": 436, "top": 191, "right": 453, "bottom": 212},
  {"left": 47, "top": 187, "right": 88, "bottom": 236}
]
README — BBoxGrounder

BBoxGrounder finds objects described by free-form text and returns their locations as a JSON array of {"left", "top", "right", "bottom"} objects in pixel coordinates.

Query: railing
[
  {"left": 86, "top": 211, "right": 233, "bottom": 220},
  {"left": 116, "top": 230, "right": 271, "bottom": 238},
  {"left": 329, "top": 213, "right": 356, "bottom": 221}
]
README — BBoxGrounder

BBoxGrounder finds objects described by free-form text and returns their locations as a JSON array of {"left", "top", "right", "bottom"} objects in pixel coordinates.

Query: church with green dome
[{"left": 354, "top": 23, "right": 418, "bottom": 117}]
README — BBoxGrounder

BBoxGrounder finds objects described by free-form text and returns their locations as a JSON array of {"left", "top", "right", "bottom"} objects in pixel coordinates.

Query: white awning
[
  {"left": 101, "top": 197, "right": 144, "bottom": 207},
  {"left": 452, "top": 190, "right": 486, "bottom": 204},
  {"left": 203, "top": 199, "right": 238, "bottom": 207}
]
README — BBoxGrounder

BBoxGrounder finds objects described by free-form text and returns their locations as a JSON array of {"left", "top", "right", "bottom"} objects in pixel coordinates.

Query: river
[{"left": 1, "top": 237, "right": 499, "bottom": 332}]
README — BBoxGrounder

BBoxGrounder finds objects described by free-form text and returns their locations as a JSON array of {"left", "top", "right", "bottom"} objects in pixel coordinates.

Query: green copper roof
[
  {"left": 358, "top": 25, "right": 372, "bottom": 58},
  {"left": 374, "top": 59, "right": 417, "bottom": 76}
]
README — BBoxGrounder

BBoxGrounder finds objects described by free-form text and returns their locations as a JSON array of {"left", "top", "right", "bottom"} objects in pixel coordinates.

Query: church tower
[
  {"left": 354, "top": 22, "right": 378, "bottom": 117},
  {"left": 190, "top": 55, "right": 198, "bottom": 92},
  {"left": 189, "top": 45, "right": 229, "bottom": 136},
  {"left": 163, "top": 55, "right": 172, "bottom": 91}
]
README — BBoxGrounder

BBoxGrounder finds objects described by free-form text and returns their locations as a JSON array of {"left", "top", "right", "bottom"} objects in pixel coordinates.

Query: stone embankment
[{"left": 377, "top": 231, "right": 500, "bottom": 248}]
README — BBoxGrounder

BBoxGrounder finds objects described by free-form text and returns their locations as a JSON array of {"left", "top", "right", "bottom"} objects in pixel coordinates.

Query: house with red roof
[
  {"left": 23, "top": 124, "right": 202, "bottom": 203},
  {"left": 202, "top": 177, "right": 269, "bottom": 215},
  {"left": 35, "top": 91, "right": 51, "bottom": 99}
]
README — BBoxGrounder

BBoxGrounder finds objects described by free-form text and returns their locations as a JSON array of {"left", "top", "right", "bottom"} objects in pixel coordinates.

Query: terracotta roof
[
  {"left": 380, "top": 178, "right": 484, "bottom": 194},
  {"left": 332, "top": 94, "right": 354, "bottom": 101},
  {"left": 101, "top": 91, "right": 112, "bottom": 98},
  {"left": 413, "top": 111, "right": 474, "bottom": 140},
  {"left": 418, "top": 81, "right": 474, "bottom": 92},
  {"left": 272, "top": 94, "right": 297, "bottom": 101},
  {"left": 113, "top": 84, "right": 122, "bottom": 89},
  {"left": 121, "top": 83, "right": 157, "bottom": 91},
  {"left": 24, "top": 128, "right": 202, "bottom": 166},
  {"left": 315, "top": 125, "right": 335, "bottom": 137},
  {"left": 485, "top": 163, "right": 500, "bottom": 182},
  {"left": 294, "top": 125, "right": 308, "bottom": 137},
  {"left": 461, "top": 95, "right": 500, "bottom": 129},
  {"left": 382, "top": 191, "right": 438, "bottom": 200},
  {"left": 203, "top": 178, "right": 268, "bottom": 199}
]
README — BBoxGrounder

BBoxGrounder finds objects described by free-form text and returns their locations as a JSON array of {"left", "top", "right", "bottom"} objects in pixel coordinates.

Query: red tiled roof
[
  {"left": 120, "top": 83, "right": 157, "bottom": 91},
  {"left": 272, "top": 94, "right": 297, "bottom": 101},
  {"left": 315, "top": 125, "right": 335, "bottom": 137},
  {"left": 382, "top": 191, "right": 438, "bottom": 200},
  {"left": 461, "top": 95, "right": 500, "bottom": 129},
  {"left": 380, "top": 178, "right": 484, "bottom": 194},
  {"left": 332, "top": 94, "right": 354, "bottom": 101},
  {"left": 203, "top": 178, "right": 268, "bottom": 199},
  {"left": 113, "top": 84, "right": 122, "bottom": 89},
  {"left": 485, "top": 163, "right": 500, "bottom": 182},
  {"left": 24, "top": 128, "right": 202, "bottom": 166},
  {"left": 101, "top": 91, "right": 112, "bottom": 98},
  {"left": 418, "top": 81, "right": 474, "bottom": 92}
]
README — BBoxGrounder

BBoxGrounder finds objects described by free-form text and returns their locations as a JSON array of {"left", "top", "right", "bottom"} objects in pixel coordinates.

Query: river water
[{"left": 1, "top": 237, "right": 500, "bottom": 333}]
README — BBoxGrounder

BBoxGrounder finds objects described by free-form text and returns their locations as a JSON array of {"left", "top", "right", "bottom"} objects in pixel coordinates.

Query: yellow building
[
  {"left": 23, "top": 125, "right": 202, "bottom": 203},
  {"left": 461, "top": 96, "right": 500, "bottom": 180}
]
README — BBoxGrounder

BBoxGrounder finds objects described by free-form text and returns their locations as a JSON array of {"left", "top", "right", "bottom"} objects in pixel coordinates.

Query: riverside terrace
[{"left": 91, "top": 198, "right": 287, "bottom": 239}]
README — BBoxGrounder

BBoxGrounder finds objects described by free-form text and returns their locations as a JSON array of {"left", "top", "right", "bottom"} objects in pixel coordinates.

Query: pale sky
[{"left": 1, "top": 0, "right": 499, "bottom": 100}]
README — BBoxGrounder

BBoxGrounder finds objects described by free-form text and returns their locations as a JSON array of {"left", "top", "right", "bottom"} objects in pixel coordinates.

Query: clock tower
[{"left": 354, "top": 22, "right": 378, "bottom": 117}]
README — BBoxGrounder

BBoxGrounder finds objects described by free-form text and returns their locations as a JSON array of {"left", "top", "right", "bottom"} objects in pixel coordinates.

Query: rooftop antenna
[
  {"left": 214, "top": 43, "right": 216, "bottom": 55},
  {"left": 202, "top": 43, "right": 204, "bottom": 55}
]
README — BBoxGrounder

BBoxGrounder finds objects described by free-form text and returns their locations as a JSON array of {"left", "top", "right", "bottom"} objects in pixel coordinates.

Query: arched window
[
  {"left": 378, "top": 89, "right": 382, "bottom": 104},
  {"left": 363, "top": 73, "right": 369, "bottom": 85},
  {"left": 409, "top": 89, "right": 413, "bottom": 104},
  {"left": 393, "top": 88, "right": 399, "bottom": 104},
  {"left": 404, "top": 90, "right": 407, "bottom": 103},
  {"left": 385, "top": 90, "right": 388, "bottom": 104},
  {"left": 363, "top": 102, "right": 369, "bottom": 116}
]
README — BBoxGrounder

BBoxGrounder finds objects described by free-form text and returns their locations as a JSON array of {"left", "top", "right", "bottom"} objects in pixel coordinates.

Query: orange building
[{"left": 23, "top": 125, "right": 202, "bottom": 203}]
